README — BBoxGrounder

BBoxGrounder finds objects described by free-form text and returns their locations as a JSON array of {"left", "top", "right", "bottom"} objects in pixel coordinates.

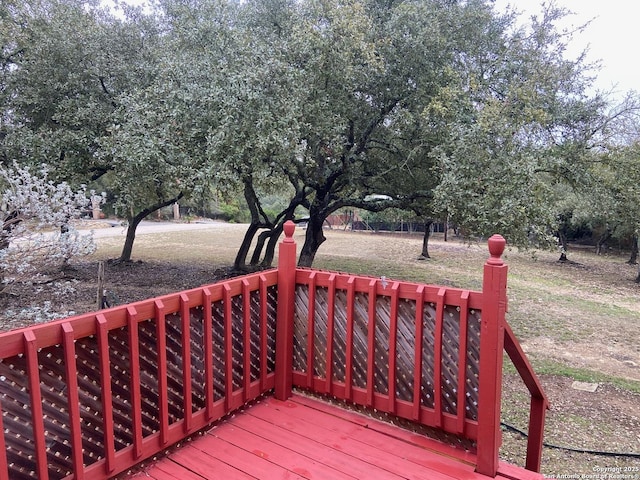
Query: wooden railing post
[
  {"left": 476, "top": 234, "right": 508, "bottom": 477},
  {"left": 275, "top": 220, "right": 297, "bottom": 400}
]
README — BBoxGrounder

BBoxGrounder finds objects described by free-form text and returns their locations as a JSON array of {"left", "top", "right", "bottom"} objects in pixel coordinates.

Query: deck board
[
  {"left": 241, "top": 401, "right": 462, "bottom": 480},
  {"left": 128, "top": 394, "right": 543, "bottom": 480},
  {"left": 226, "top": 414, "right": 406, "bottom": 479},
  {"left": 190, "top": 435, "right": 307, "bottom": 480}
]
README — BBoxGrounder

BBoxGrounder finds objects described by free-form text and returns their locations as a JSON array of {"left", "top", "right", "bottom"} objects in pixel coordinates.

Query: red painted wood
[
  {"left": 476, "top": 234, "right": 508, "bottom": 477},
  {"left": 412, "top": 285, "right": 425, "bottom": 421},
  {"left": 288, "top": 395, "right": 478, "bottom": 464},
  {"left": 366, "top": 278, "right": 377, "bottom": 407},
  {"left": 79, "top": 401, "right": 239, "bottom": 479},
  {"left": 526, "top": 396, "right": 547, "bottom": 472},
  {"left": 223, "top": 283, "right": 233, "bottom": 410},
  {"left": 0, "top": 273, "right": 284, "bottom": 480},
  {"left": 230, "top": 410, "right": 411, "bottom": 479},
  {"left": 275, "top": 220, "right": 296, "bottom": 400},
  {"left": 388, "top": 282, "right": 399, "bottom": 414},
  {"left": 212, "top": 423, "right": 349, "bottom": 480},
  {"left": 125, "top": 395, "right": 543, "bottom": 480},
  {"left": 259, "top": 274, "right": 269, "bottom": 392},
  {"left": 290, "top": 374, "right": 480, "bottom": 445},
  {"left": 192, "top": 434, "right": 305, "bottom": 479},
  {"left": 345, "top": 276, "right": 355, "bottom": 401},
  {"left": 127, "top": 306, "right": 144, "bottom": 459},
  {"left": 325, "top": 273, "right": 337, "bottom": 394},
  {"left": 179, "top": 294, "right": 193, "bottom": 434},
  {"left": 202, "top": 288, "right": 215, "bottom": 421},
  {"left": 62, "top": 322, "right": 84, "bottom": 479},
  {"left": 0, "top": 227, "right": 549, "bottom": 480},
  {"left": 433, "top": 287, "right": 446, "bottom": 428},
  {"left": 96, "top": 314, "right": 116, "bottom": 475},
  {"left": 498, "top": 462, "right": 548, "bottom": 480},
  {"left": 0, "top": 271, "right": 278, "bottom": 359},
  {"left": 0, "top": 400, "right": 8, "bottom": 480},
  {"left": 250, "top": 400, "right": 475, "bottom": 480},
  {"left": 293, "top": 270, "right": 484, "bottom": 310},
  {"left": 456, "top": 290, "right": 470, "bottom": 435},
  {"left": 167, "top": 444, "right": 255, "bottom": 479},
  {"left": 242, "top": 279, "right": 251, "bottom": 402},
  {"left": 503, "top": 323, "right": 547, "bottom": 404},
  {"left": 154, "top": 300, "right": 170, "bottom": 446},
  {"left": 139, "top": 457, "right": 209, "bottom": 479},
  {"left": 23, "top": 330, "right": 48, "bottom": 480},
  {"left": 305, "top": 271, "right": 317, "bottom": 388}
]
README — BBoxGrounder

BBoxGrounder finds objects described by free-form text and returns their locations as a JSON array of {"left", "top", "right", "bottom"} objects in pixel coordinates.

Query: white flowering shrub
[
  {"left": 3, "top": 296, "right": 77, "bottom": 327},
  {"left": 0, "top": 163, "right": 102, "bottom": 291}
]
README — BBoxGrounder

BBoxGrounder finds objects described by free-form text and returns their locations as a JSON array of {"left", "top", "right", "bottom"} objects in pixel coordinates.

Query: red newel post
[
  {"left": 275, "top": 220, "right": 297, "bottom": 400},
  {"left": 476, "top": 234, "right": 508, "bottom": 477}
]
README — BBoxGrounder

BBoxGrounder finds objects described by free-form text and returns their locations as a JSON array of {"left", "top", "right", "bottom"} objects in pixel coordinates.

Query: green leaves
[{"left": 0, "top": 0, "right": 619, "bottom": 262}]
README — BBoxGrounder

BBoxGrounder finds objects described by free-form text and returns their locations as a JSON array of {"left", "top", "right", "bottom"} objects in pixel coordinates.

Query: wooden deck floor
[{"left": 127, "top": 394, "right": 543, "bottom": 480}]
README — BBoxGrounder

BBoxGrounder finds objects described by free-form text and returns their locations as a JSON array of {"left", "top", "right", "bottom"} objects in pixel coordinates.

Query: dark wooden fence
[{"left": 0, "top": 221, "right": 548, "bottom": 479}]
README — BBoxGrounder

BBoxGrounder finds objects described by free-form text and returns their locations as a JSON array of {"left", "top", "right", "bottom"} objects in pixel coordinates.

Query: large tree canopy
[
  {"left": 220, "top": 0, "right": 607, "bottom": 265},
  {"left": 1, "top": 0, "right": 216, "bottom": 261},
  {"left": 431, "top": 3, "right": 606, "bottom": 248},
  {"left": 3, "top": 0, "right": 633, "bottom": 273}
]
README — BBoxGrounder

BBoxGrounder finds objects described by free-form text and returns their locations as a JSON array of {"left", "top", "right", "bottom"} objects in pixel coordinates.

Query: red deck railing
[{"left": 0, "top": 221, "right": 548, "bottom": 480}]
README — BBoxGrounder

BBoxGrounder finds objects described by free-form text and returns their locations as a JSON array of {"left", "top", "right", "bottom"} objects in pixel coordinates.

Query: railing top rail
[
  {"left": 294, "top": 267, "right": 483, "bottom": 303},
  {"left": 504, "top": 323, "right": 549, "bottom": 405}
]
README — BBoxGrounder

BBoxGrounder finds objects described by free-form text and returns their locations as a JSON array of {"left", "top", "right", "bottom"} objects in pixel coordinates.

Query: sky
[{"left": 492, "top": 0, "right": 639, "bottom": 101}]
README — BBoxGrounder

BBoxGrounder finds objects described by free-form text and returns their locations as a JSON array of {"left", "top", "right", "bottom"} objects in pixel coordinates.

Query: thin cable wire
[{"left": 501, "top": 422, "right": 640, "bottom": 458}]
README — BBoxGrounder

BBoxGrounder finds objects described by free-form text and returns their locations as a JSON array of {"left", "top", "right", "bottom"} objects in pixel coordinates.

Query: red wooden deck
[
  {"left": 0, "top": 224, "right": 547, "bottom": 479},
  {"left": 127, "top": 394, "right": 543, "bottom": 480}
]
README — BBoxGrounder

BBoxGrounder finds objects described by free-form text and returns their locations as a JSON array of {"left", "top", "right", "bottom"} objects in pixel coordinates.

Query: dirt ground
[{"left": 0, "top": 225, "right": 638, "bottom": 477}]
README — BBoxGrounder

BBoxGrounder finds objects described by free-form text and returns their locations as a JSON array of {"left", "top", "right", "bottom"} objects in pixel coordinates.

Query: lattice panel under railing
[
  {"left": 373, "top": 294, "right": 390, "bottom": 396},
  {"left": 0, "top": 273, "right": 279, "bottom": 480},
  {"left": 465, "top": 308, "right": 482, "bottom": 421},
  {"left": 421, "top": 302, "right": 436, "bottom": 409},
  {"left": 291, "top": 272, "right": 483, "bottom": 440},
  {"left": 313, "top": 287, "right": 329, "bottom": 379},
  {"left": 351, "top": 292, "right": 369, "bottom": 390}
]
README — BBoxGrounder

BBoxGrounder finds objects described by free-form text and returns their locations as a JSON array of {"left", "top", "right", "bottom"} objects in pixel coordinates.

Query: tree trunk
[
  {"left": 558, "top": 230, "right": 569, "bottom": 262},
  {"left": 235, "top": 176, "right": 308, "bottom": 270},
  {"left": 595, "top": 227, "right": 612, "bottom": 255},
  {"left": 260, "top": 222, "right": 286, "bottom": 267},
  {"left": 249, "top": 229, "right": 270, "bottom": 266},
  {"left": 444, "top": 215, "right": 449, "bottom": 242},
  {"left": 418, "top": 220, "right": 433, "bottom": 259},
  {"left": 234, "top": 177, "right": 271, "bottom": 270},
  {"left": 627, "top": 235, "right": 638, "bottom": 265},
  {"left": 235, "top": 223, "right": 262, "bottom": 270},
  {"left": 298, "top": 215, "right": 326, "bottom": 267},
  {"left": 245, "top": 221, "right": 289, "bottom": 268},
  {"left": 636, "top": 264, "right": 640, "bottom": 283},
  {"left": 118, "top": 193, "right": 183, "bottom": 262},
  {"left": 119, "top": 215, "right": 143, "bottom": 263}
]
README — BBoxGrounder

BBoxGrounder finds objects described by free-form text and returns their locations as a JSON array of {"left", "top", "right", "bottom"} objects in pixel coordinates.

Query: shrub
[{"left": 0, "top": 163, "right": 103, "bottom": 291}]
